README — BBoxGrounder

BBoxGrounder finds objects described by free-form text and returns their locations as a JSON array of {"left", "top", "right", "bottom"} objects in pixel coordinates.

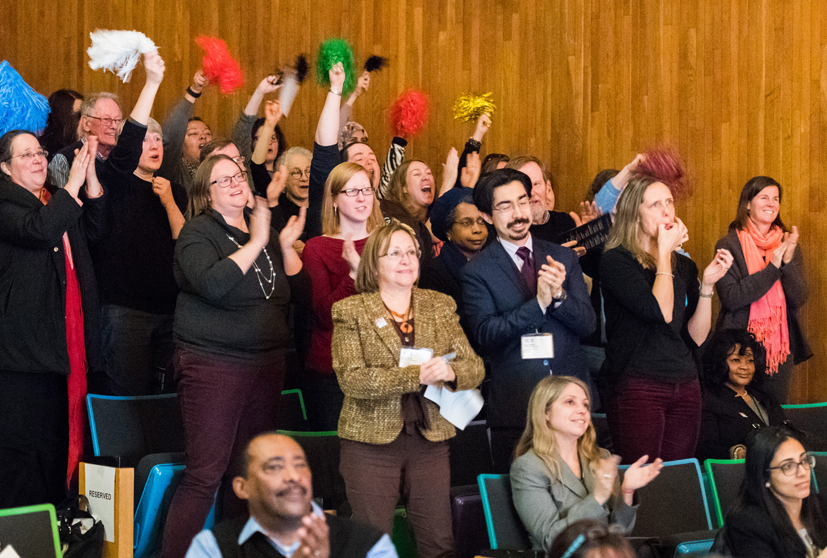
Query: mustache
[
  {"left": 507, "top": 218, "right": 530, "bottom": 229},
  {"left": 277, "top": 483, "right": 308, "bottom": 497}
]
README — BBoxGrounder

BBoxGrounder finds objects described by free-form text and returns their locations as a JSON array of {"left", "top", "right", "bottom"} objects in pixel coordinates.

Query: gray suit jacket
[{"left": 510, "top": 450, "right": 636, "bottom": 552}]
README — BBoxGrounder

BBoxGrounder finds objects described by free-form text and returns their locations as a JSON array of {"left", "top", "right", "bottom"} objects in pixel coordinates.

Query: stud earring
[{"left": 765, "top": 482, "right": 771, "bottom": 488}]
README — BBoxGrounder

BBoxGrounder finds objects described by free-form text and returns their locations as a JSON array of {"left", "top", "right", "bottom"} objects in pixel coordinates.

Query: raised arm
[
  {"left": 251, "top": 100, "right": 282, "bottom": 165},
  {"left": 158, "top": 70, "right": 205, "bottom": 181},
  {"left": 129, "top": 52, "right": 165, "bottom": 125},
  {"left": 233, "top": 75, "right": 280, "bottom": 164},
  {"left": 315, "top": 63, "right": 345, "bottom": 146}
]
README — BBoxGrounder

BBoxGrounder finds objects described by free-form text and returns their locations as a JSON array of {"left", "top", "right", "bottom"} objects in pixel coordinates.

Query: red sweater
[{"left": 302, "top": 235, "right": 368, "bottom": 374}]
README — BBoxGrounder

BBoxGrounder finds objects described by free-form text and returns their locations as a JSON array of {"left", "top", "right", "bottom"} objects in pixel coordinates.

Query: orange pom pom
[{"left": 195, "top": 36, "right": 244, "bottom": 95}]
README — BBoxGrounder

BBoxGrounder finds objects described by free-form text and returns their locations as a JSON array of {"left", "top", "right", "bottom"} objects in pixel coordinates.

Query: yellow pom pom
[{"left": 452, "top": 92, "right": 496, "bottom": 123}]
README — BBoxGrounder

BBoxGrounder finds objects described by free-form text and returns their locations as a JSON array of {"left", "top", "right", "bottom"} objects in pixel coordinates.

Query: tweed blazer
[{"left": 331, "top": 288, "right": 485, "bottom": 444}]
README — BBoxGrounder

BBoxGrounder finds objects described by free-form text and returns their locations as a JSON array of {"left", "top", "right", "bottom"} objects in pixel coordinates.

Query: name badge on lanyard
[{"left": 521, "top": 333, "right": 554, "bottom": 360}]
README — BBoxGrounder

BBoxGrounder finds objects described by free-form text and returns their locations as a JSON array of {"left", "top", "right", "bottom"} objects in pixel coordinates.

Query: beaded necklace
[{"left": 226, "top": 234, "right": 275, "bottom": 299}]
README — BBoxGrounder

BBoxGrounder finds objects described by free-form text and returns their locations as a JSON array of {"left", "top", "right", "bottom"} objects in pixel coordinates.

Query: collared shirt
[
  {"left": 498, "top": 234, "right": 535, "bottom": 272},
  {"left": 185, "top": 502, "right": 398, "bottom": 558}
]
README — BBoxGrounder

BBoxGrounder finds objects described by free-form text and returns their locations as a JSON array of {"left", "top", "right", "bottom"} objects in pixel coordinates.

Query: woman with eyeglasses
[
  {"left": 717, "top": 426, "right": 827, "bottom": 557},
  {"left": 300, "top": 161, "right": 385, "bottom": 430},
  {"left": 0, "top": 131, "right": 104, "bottom": 508},
  {"left": 332, "top": 220, "right": 484, "bottom": 558},
  {"left": 420, "top": 187, "right": 489, "bottom": 348},
  {"left": 161, "top": 154, "right": 307, "bottom": 558},
  {"left": 268, "top": 146, "right": 313, "bottom": 249}
]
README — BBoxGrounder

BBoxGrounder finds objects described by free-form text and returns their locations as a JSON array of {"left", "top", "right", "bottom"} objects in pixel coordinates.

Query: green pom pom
[{"left": 315, "top": 38, "right": 357, "bottom": 97}]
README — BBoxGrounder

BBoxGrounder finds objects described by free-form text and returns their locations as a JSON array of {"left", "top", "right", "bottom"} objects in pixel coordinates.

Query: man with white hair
[{"left": 48, "top": 92, "right": 123, "bottom": 189}]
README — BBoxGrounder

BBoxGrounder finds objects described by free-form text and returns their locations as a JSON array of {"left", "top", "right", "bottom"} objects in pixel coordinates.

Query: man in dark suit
[{"left": 463, "top": 169, "right": 596, "bottom": 472}]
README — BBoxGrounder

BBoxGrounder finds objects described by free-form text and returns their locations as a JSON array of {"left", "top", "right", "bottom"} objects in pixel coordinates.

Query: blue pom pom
[{"left": 0, "top": 61, "right": 51, "bottom": 136}]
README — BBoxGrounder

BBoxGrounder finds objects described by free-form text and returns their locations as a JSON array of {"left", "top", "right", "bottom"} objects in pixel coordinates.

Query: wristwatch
[{"left": 552, "top": 288, "right": 567, "bottom": 303}]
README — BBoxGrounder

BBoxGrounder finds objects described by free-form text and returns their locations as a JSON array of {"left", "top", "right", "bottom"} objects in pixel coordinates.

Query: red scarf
[{"left": 737, "top": 221, "right": 790, "bottom": 375}]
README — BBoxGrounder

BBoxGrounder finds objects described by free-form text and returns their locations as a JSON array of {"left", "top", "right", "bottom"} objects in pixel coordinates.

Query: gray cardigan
[
  {"left": 715, "top": 229, "right": 812, "bottom": 364},
  {"left": 510, "top": 450, "right": 637, "bottom": 552}
]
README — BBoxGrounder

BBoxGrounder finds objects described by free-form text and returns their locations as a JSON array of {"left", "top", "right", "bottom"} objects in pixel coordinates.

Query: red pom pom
[
  {"left": 637, "top": 145, "right": 689, "bottom": 199},
  {"left": 195, "top": 36, "right": 244, "bottom": 95},
  {"left": 390, "top": 89, "right": 429, "bottom": 138}
]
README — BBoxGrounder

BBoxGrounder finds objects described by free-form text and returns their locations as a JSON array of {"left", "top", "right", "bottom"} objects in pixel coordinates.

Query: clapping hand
[
  {"left": 621, "top": 455, "right": 663, "bottom": 494},
  {"left": 249, "top": 195, "right": 272, "bottom": 250},
  {"left": 701, "top": 248, "right": 733, "bottom": 289},
  {"left": 279, "top": 207, "right": 306, "bottom": 252},
  {"left": 84, "top": 136, "right": 103, "bottom": 199},
  {"left": 267, "top": 165, "right": 288, "bottom": 207},
  {"left": 782, "top": 225, "right": 799, "bottom": 264},
  {"left": 294, "top": 513, "right": 330, "bottom": 558},
  {"left": 537, "top": 255, "right": 567, "bottom": 309},
  {"left": 592, "top": 455, "right": 621, "bottom": 505},
  {"left": 341, "top": 239, "right": 361, "bottom": 280},
  {"left": 66, "top": 141, "right": 92, "bottom": 199}
]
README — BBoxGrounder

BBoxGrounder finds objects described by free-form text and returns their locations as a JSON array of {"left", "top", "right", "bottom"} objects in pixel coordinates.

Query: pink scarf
[{"left": 737, "top": 221, "right": 790, "bottom": 375}]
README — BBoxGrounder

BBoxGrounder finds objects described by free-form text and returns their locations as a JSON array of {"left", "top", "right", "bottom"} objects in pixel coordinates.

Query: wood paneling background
[{"left": 3, "top": 0, "right": 825, "bottom": 401}]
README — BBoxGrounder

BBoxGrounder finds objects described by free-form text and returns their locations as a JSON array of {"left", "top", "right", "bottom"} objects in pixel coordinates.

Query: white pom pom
[
  {"left": 279, "top": 74, "right": 300, "bottom": 118},
  {"left": 87, "top": 29, "right": 157, "bottom": 83}
]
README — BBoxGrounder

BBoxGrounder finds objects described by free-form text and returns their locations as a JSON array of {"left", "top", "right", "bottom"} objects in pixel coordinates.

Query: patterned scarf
[{"left": 737, "top": 220, "right": 790, "bottom": 375}]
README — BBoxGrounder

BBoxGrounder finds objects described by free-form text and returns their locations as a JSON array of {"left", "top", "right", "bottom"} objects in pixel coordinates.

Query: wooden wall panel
[{"left": 2, "top": 0, "right": 825, "bottom": 401}]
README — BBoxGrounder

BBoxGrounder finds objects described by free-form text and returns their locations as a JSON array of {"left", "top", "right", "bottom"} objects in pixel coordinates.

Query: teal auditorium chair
[
  {"left": 781, "top": 402, "right": 827, "bottom": 451},
  {"left": 703, "top": 459, "right": 745, "bottom": 528},
  {"left": 620, "top": 458, "right": 717, "bottom": 556},
  {"left": 87, "top": 393, "right": 215, "bottom": 558},
  {"left": 477, "top": 474, "right": 532, "bottom": 551}
]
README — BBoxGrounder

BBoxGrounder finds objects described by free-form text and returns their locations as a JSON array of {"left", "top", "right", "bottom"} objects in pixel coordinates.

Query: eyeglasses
[
  {"left": 492, "top": 198, "right": 530, "bottom": 213},
  {"left": 454, "top": 217, "right": 487, "bottom": 228},
  {"left": 210, "top": 171, "right": 248, "bottom": 188},
  {"left": 231, "top": 156, "right": 246, "bottom": 165},
  {"left": 380, "top": 249, "right": 418, "bottom": 261},
  {"left": 768, "top": 454, "right": 816, "bottom": 476},
  {"left": 9, "top": 150, "right": 48, "bottom": 162},
  {"left": 340, "top": 187, "right": 375, "bottom": 197},
  {"left": 86, "top": 115, "right": 123, "bottom": 127},
  {"left": 290, "top": 169, "right": 311, "bottom": 179}
]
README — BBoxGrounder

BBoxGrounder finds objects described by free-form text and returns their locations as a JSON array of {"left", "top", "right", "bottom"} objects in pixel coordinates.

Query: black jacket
[
  {"left": 0, "top": 182, "right": 106, "bottom": 374},
  {"left": 722, "top": 503, "right": 822, "bottom": 558},
  {"left": 696, "top": 385, "right": 787, "bottom": 461}
]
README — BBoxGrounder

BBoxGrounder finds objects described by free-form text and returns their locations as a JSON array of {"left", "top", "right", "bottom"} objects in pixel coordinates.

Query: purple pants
[
  {"left": 606, "top": 376, "right": 702, "bottom": 464},
  {"left": 160, "top": 347, "right": 285, "bottom": 558}
]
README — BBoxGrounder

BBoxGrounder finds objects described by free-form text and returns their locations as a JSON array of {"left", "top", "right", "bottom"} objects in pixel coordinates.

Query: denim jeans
[{"left": 606, "top": 376, "right": 702, "bottom": 464}]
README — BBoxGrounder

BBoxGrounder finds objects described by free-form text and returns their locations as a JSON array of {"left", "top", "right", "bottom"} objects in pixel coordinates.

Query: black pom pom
[
  {"left": 294, "top": 54, "right": 309, "bottom": 83},
  {"left": 364, "top": 55, "right": 388, "bottom": 73}
]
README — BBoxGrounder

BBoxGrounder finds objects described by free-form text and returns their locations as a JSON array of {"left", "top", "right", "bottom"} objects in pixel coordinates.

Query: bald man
[{"left": 186, "top": 433, "right": 397, "bottom": 558}]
